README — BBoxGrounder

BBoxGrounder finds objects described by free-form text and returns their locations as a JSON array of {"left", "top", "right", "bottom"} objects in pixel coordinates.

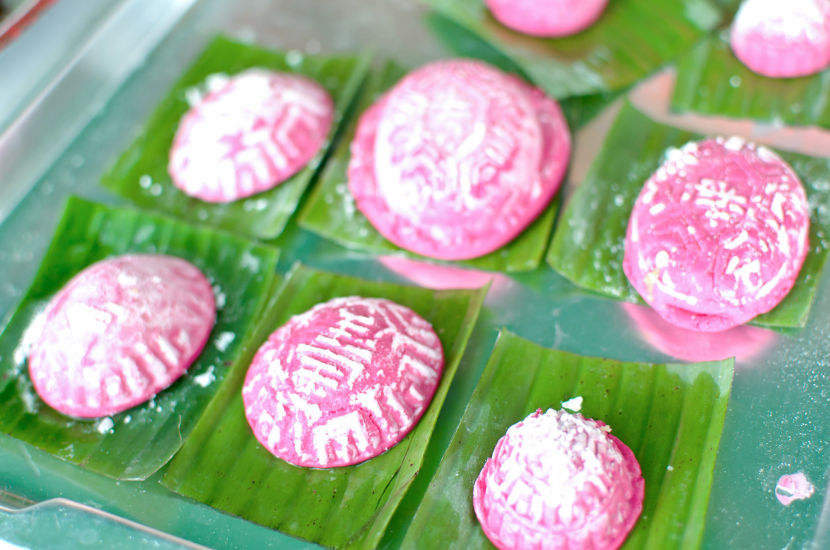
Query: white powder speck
[
  {"left": 561, "top": 396, "right": 583, "bottom": 412},
  {"left": 286, "top": 50, "right": 303, "bottom": 67},
  {"left": 194, "top": 366, "right": 216, "bottom": 388},
  {"left": 95, "top": 418, "right": 114, "bottom": 434},
  {"left": 213, "top": 285, "right": 226, "bottom": 309},
  {"left": 240, "top": 250, "right": 261, "bottom": 272},
  {"left": 13, "top": 305, "right": 48, "bottom": 368},
  {"left": 215, "top": 332, "right": 236, "bottom": 352}
]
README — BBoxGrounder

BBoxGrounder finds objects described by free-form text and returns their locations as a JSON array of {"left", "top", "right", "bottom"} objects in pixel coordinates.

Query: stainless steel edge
[
  {"left": 0, "top": 497, "right": 212, "bottom": 549},
  {"left": 0, "top": 0, "right": 198, "bottom": 223}
]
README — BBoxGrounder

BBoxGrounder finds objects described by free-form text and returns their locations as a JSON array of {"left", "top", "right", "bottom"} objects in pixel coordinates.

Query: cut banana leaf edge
[
  {"left": 297, "top": 61, "right": 560, "bottom": 274},
  {"left": 402, "top": 329, "right": 735, "bottom": 550},
  {"left": 420, "top": 0, "right": 723, "bottom": 99},
  {"left": 547, "top": 100, "right": 830, "bottom": 329},
  {"left": 0, "top": 196, "right": 280, "bottom": 480},
  {"left": 101, "top": 35, "right": 373, "bottom": 241},
  {"left": 161, "top": 262, "right": 489, "bottom": 550},
  {"left": 672, "top": 33, "right": 830, "bottom": 129}
]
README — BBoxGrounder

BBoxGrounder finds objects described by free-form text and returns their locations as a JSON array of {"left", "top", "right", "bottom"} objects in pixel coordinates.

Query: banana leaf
[
  {"left": 297, "top": 62, "right": 560, "bottom": 273},
  {"left": 401, "top": 329, "right": 734, "bottom": 550},
  {"left": 161, "top": 263, "right": 488, "bottom": 550},
  {"left": 424, "top": 11, "right": 623, "bottom": 131},
  {"left": 672, "top": 34, "right": 830, "bottom": 128},
  {"left": 547, "top": 100, "right": 830, "bottom": 328},
  {"left": 421, "top": 0, "right": 722, "bottom": 99},
  {"left": 101, "top": 35, "right": 372, "bottom": 241},
  {"left": 0, "top": 197, "right": 280, "bottom": 480}
]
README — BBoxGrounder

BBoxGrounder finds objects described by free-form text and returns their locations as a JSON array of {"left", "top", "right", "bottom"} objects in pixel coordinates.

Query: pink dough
[
  {"left": 473, "top": 409, "right": 644, "bottom": 550},
  {"left": 731, "top": 0, "right": 830, "bottom": 78},
  {"left": 623, "top": 138, "right": 811, "bottom": 332},
  {"left": 242, "top": 296, "right": 444, "bottom": 468},
  {"left": 28, "top": 254, "right": 216, "bottom": 418},
  {"left": 484, "top": 0, "right": 609, "bottom": 37},
  {"left": 348, "top": 59, "right": 571, "bottom": 261},
  {"left": 169, "top": 68, "right": 333, "bottom": 203}
]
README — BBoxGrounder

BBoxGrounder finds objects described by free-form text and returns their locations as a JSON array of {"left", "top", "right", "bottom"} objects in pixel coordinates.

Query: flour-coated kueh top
[
  {"left": 169, "top": 68, "right": 333, "bottom": 203},
  {"left": 28, "top": 254, "right": 216, "bottom": 418},
  {"left": 348, "top": 59, "right": 571, "bottom": 261},
  {"left": 623, "top": 137, "right": 810, "bottom": 332},
  {"left": 242, "top": 296, "right": 444, "bottom": 468},
  {"left": 731, "top": 0, "right": 830, "bottom": 77},
  {"left": 484, "top": 0, "right": 610, "bottom": 37},
  {"left": 473, "top": 409, "right": 644, "bottom": 550}
]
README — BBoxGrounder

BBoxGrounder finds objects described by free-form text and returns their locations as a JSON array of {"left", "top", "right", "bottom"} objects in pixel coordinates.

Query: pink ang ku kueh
[
  {"left": 29, "top": 254, "right": 216, "bottom": 418},
  {"left": 473, "top": 409, "right": 644, "bottom": 550},
  {"left": 623, "top": 138, "right": 810, "bottom": 332},
  {"left": 348, "top": 59, "right": 571, "bottom": 261},
  {"left": 169, "top": 68, "right": 333, "bottom": 203},
  {"left": 242, "top": 296, "right": 444, "bottom": 468},
  {"left": 731, "top": 0, "right": 830, "bottom": 78},
  {"left": 484, "top": 0, "right": 609, "bottom": 37}
]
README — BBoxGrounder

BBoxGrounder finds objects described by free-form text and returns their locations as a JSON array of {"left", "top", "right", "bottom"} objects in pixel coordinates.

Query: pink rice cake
[
  {"left": 731, "top": 0, "right": 830, "bottom": 78},
  {"left": 473, "top": 409, "right": 644, "bottom": 550},
  {"left": 242, "top": 296, "right": 444, "bottom": 468},
  {"left": 624, "top": 137, "right": 811, "bottom": 332},
  {"left": 484, "top": 0, "right": 609, "bottom": 37},
  {"left": 169, "top": 68, "right": 333, "bottom": 203},
  {"left": 29, "top": 254, "right": 216, "bottom": 418},
  {"left": 348, "top": 59, "right": 571, "bottom": 261}
]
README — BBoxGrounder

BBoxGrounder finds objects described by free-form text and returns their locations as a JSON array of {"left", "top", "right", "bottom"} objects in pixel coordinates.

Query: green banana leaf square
[
  {"left": 297, "top": 62, "right": 560, "bottom": 273},
  {"left": 101, "top": 35, "right": 372, "bottom": 241},
  {"left": 547, "top": 100, "right": 830, "bottom": 328},
  {"left": 423, "top": 12, "right": 623, "bottom": 131},
  {"left": 0, "top": 197, "right": 281, "bottom": 480},
  {"left": 672, "top": 34, "right": 830, "bottom": 128},
  {"left": 402, "top": 329, "right": 734, "bottom": 550},
  {"left": 420, "top": 0, "right": 723, "bottom": 99},
  {"left": 162, "top": 263, "right": 488, "bottom": 550}
]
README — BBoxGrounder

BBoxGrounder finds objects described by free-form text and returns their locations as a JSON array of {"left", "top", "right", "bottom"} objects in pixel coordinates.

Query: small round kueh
[
  {"left": 169, "top": 68, "right": 333, "bottom": 203},
  {"left": 473, "top": 409, "right": 644, "bottom": 550},
  {"left": 484, "top": 0, "right": 609, "bottom": 37},
  {"left": 348, "top": 59, "right": 571, "bottom": 261},
  {"left": 29, "top": 254, "right": 216, "bottom": 418},
  {"left": 242, "top": 296, "right": 444, "bottom": 468},
  {"left": 730, "top": 0, "right": 830, "bottom": 78},
  {"left": 623, "top": 137, "right": 811, "bottom": 332}
]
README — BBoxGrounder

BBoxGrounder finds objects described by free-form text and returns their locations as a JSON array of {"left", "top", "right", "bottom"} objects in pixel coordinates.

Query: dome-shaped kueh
[
  {"left": 623, "top": 138, "right": 811, "bottom": 332},
  {"left": 484, "top": 0, "right": 609, "bottom": 37},
  {"left": 29, "top": 254, "right": 216, "bottom": 418},
  {"left": 169, "top": 68, "right": 333, "bottom": 203},
  {"left": 348, "top": 59, "right": 570, "bottom": 261},
  {"left": 474, "top": 409, "right": 644, "bottom": 550},
  {"left": 731, "top": 0, "right": 830, "bottom": 78},
  {"left": 242, "top": 296, "right": 444, "bottom": 468}
]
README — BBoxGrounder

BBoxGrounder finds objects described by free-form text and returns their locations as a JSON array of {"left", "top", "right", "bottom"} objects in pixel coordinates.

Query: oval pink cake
[
  {"left": 29, "top": 254, "right": 216, "bottom": 418},
  {"left": 242, "top": 296, "right": 444, "bottom": 468},
  {"left": 473, "top": 409, "right": 644, "bottom": 550},
  {"left": 348, "top": 59, "right": 571, "bottom": 261},
  {"left": 731, "top": 0, "right": 830, "bottom": 78},
  {"left": 484, "top": 0, "right": 609, "bottom": 37},
  {"left": 169, "top": 68, "right": 334, "bottom": 203},
  {"left": 623, "top": 137, "right": 811, "bottom": 332}
]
